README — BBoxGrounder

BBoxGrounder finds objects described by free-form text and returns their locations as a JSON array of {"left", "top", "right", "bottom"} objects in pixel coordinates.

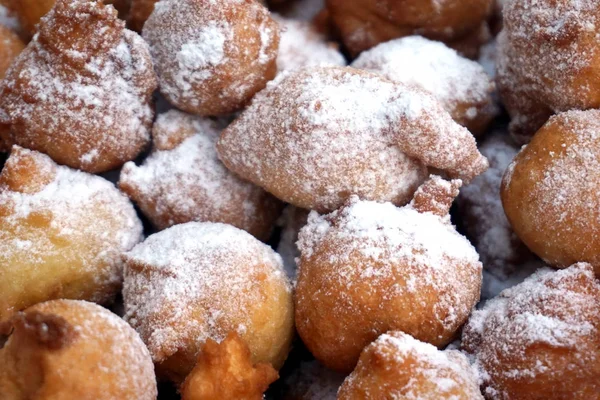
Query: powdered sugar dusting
[
  {"left": 120, "top": 110, "right": 280, "bottom": 237},
  {"left": 463, "top": 264, "right": 600, "bottom": 398},
  {"left": 341, "top": 331, "right": 482, "bottom": 399},
  {"left": 352, "top": 36, "right": 495, "bottom": 126},
  {"left": 31, "top": 300, "right": 157, "bottom": 399},
  {"left": 0, "top": 147, "right": 143, "bottom": 309},
  {"left": 217, "top": 66, "right": 487, "bottom": 212},
  {"left": 122, "top": 222, "right": 291, "bottom": 363},
  {"left": 275, "top": 15, "right": 345, "bottom": 74},
  {"left": 0, "top": 1, "right": 156, "bottom": 171}
]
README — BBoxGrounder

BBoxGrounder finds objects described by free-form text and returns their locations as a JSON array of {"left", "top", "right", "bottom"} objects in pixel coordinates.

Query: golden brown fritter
[{"left": 181, "top": 332, "right": 278, "bottom": 400}]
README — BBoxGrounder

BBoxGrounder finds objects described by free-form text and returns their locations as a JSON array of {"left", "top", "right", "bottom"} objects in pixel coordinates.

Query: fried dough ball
[
  {"left": 0, "top": 299, "right": 157, "bottom": 399},
  {"left": 123, "top": 222, "right": 294, "bottom": 383},
  {"left": 0, "top": 25, "right": 24, "bottom": 79},
  {"left": 326, "top": 0, "right": 493, "bottom": 57},
  {"left": 275, "top": 15, "right": 345, "bottom": 74},
  {"left": 143, "top": 0, "right": 279, "bottom": 117},
  {"left": 181, "top": 332, "right": 278, "bottom": 400},
  {"left": 0, "top": 146, "right": 143, "bottom": 322},
  {"left": 458, "top": 133, "right": 540, "bottom": 299},
  {"left": 462, "top": 263, "right": 600, "bottom": 399},
  {"left": 501, "top": 110, "right": 600, "bottom": 275},
  {"left": 338, "top": 331, "right": 483, "bottom": 400},
  {"left": 0, "top": 0, "right": 157, "bottom": 172},
  {"left": 128, "top": 0, "right": 155, "bottom": 32},
  {"left": 217, "top": 66, "right": 488, "bottom": 213},
  {"left": 295, "top": 176, "right": 483, "bottom": 372},
  {"left": 119, "top": 110, "right": 283, "bottom": 241},
  {"left": 497, "top": 0, "right": 600, "bottom": 143},
  {"left": 352, "top": 36, "right": 496, "bottom": 136}
]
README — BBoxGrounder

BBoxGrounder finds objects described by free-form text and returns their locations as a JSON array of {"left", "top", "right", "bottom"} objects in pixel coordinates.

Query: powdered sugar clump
[
  {"left": 463, "top": 264, "right": 600, "bottom": 398},
  {"left": 217, "top": 66, "right": 487, "bottom": 212},
  {"left": 352, "top": 36, "right": 496, "bottom": 131},
  {"left": 275, "top": 15, "right": 345, "bottom": 74},
  {"left": 122, "top": 222, "right": 291, "bottom": 366}
]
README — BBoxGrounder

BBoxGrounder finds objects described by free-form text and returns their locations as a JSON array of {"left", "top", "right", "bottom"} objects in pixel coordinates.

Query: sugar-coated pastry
[
  {"left": 326, "top": 0, "right": 493, "bottom": 57},
  {"left": 0, "top": 0, "right": 157, "bottom": 173},
  {"left": 122, "top": 222, "right": 294, "bottom": 383},
  {"left": 0, "top": 147, "right": 142, "bottom": 321},
  {"left": 501, "top": 110, "right": 600, "bottom": 275},
  {"left": 180, "top": 332, "right": 278, "bottom": 400},
  {"left": 0, "top": 299, "right": 157, "bottom": 399},
  {"left": 143, "top": 0, "right": 279, "bottom": 116},
  {"left": 295, "top": 176, "right": 482, "bottom": 372},
  {"left": 497, "top": 0, "right": 600, "bottom": 143},
  {"left": 7, "top": 0, "right": 54, "bottom": 37},
  {"left": 0, "top": 25, "right": 24, "bottom": 79},
  {"left": 338, "top": 331, "right": 483, "bottom": 400},
  {"left": 119, "top": 110, "right": 283, "bottom": 241},
  {"left": 352, "top": 36, "right": 496, "bottom": 136},
  {"left": 275, "top": 15, "right": 345, "bottom": 74},
  {"left": 462, "top": 264, "right": 600, "bottom": 399},
  {"left": 458, "top": 133, "right": 540, "bottom": 299},
  {"left": 217, "top": 66, "right": 488, "bottom": 213},
  {"left": 278, "top": 359, "right": 343, "bottom": 400}
]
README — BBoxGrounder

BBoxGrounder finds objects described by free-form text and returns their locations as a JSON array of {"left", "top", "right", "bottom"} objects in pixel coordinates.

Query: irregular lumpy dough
[
  {"left": 0, "top": 0, "right": 157, "bottom": 173},
  {"left": 119, "top": 110, "right": 283, "bottom": 241},
  {"left": 180, "top": 332, "right": 278, "bottom": 400},
  {"left": 497, "top": 0, "right": 600, "bottom": 143},
  {"left": 217, "top": 66, "right": 488, "bottom": 213},
  {"left": 143, "top": 0, "right": 279, "bottom": 116},
  {"left": 462, "top": 263, "right": 600, "bottom": 399},
  {"left": 0, "top": 299, "right": 157, "bottom": 399},
  {"left": 122, "top": 222, "right": 295, "bottom": 383},
  {"left": 295, "top": 176, "right": 482, "bottom": 372},
  {"left": 326, "top": 0, "right": 493, "bottom": 57},
  {"left": 501, "top": 110, "right": 600, "bottom": 275},
  {"left": 0, "top": 146, "right": 143, "bottom": 322},
  {"left": 352, "top": 36, "right": 497, "bottom": 136},
  {"left": 338, "top": 331, "right": 483, "bottom": 400}
]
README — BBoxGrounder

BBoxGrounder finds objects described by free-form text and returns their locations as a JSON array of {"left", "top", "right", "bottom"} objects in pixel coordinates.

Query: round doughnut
[
  {"left": 275, "top": 15, "right": 345, "bottom": 75},
  {"left": 501, "top": 110, "right": 600, "bottom": 275},
  {"left": 0, "top": 25, "right": 24, "bottom": 80},
  {"left": 352, "top": 35, "right": 497, "bottom": 136},
  {"left": 119, "top": 110, "right": 283, "bottom": 241},
  {"left": 462, "top": 263, "right": 600, "bottom": 399},
  {"left": 497, "top": 0, "right": 600, "bottom": 143},
  {"left": 217, "top": 66, "right": 488, "bottom": 213},
  {"left": 458, "top": 132, "right": 541, "bottom": 299},
  {"left": 122, "top": 222, "right": 294, "bottom": 383},
  {"left": 295, "top": 176, "right": 482, "bottom": 372},
  {"left": 143, "top": 0, "right": 279, "bottom": 116},
  {"left": 338, "top": 331, "right": 483, "bottom": 400},
  {"left": 0, "top": 146, "right": 143, "bottom": 322},
  {"left": 0, "top": 299, "right": 157, "bottom": 399},
  {"left": 326, "top": 0, "right": 493, "bottom": 57},
  {"left": 0, "top": 0, "right": 157, "bottom": 173}
]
